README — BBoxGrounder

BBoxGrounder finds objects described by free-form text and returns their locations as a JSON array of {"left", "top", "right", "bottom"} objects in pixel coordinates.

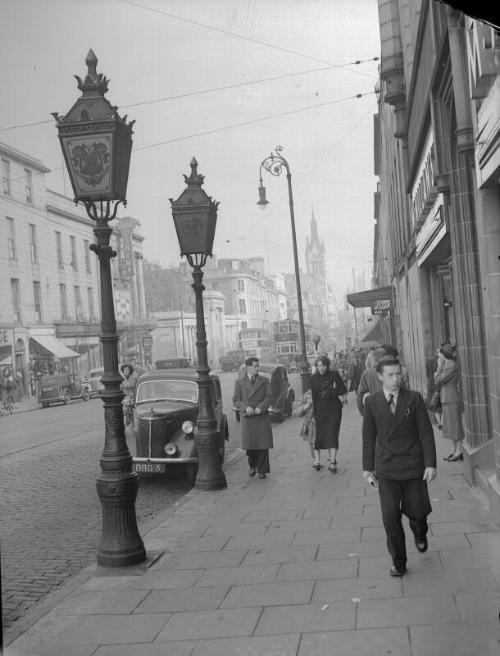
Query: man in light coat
[
  {"left": 232, "top": 357, "right": 273, "bottom": 479},
  {"left": 362, "top": 357, "right": 436, "bottom": 577}
]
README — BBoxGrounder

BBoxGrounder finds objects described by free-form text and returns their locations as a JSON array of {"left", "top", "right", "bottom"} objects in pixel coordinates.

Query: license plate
[{"left": 133, "top": 462, "right": 166, "bottom": 473}]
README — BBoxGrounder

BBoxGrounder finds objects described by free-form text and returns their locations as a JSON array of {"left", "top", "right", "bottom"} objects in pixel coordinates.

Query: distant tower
[{"left": 305, "top": 208, "right": 326, "bottom": 277}]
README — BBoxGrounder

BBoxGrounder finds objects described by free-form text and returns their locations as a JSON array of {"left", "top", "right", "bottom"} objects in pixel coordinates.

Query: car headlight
[
  {"left": 182, "top": 420, "right": 194, "bottom": 434},
  {"left": 164, "top": 443, "right": 179, "bottom": 457}
]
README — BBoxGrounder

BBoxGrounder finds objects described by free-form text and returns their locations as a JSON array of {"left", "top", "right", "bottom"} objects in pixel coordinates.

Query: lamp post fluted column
[
  {"left": 88, "top": 203, "right": 146, "bottom": 567},
  {"left": 258, "top": 146, "right": 311, "bottom": 394},
  {"left": 189, "top": 256, "right": 227, "bottom": 490}
]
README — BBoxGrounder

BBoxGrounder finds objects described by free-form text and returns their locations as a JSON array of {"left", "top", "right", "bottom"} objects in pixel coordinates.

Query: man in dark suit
[
  {"left": 362, "top": 357, "right": 437, "bottom": 577},
  {"left": 232, "top": 357, "right": 273, "bottom": 479}
]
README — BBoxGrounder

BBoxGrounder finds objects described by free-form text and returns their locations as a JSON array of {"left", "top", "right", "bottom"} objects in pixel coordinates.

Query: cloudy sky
[{"left": 0, "top": 0, "right": 380, "bottom": 302}]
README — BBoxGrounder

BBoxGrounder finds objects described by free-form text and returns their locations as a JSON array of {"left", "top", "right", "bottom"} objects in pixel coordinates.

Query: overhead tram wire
[
  {"left": 5, "top": 90, "right": 375, "bottom": 184},
  {"left": 119, "top": 0, "right": 378, "bottom": 78},
  {"left": 0, "top": 58, "right": 378, "bottom": 133},
  {"left": 134, "top": 91, "right": 375, "bottom": 152}
]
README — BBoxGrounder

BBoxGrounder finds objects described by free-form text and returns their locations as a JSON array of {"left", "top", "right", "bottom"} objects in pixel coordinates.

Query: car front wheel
[{"left": 63, "top": 391, "right": 71, "bottom": 405}]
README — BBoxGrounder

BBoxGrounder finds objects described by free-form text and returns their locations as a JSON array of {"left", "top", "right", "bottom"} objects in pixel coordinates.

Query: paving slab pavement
[{"left": 4, "top": 393, "right": 500, "bottom": 656}]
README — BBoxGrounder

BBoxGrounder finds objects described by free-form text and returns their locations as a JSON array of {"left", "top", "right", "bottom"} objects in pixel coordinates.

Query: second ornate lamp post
[
  {"left": 258, "top": 146, "right": 311, "bottom": 393},
  {"left": 53, "top": 50, "right": 145, "bottom": 566},
  {"left": 170, "top": 158, "right": 227, "bottom": 491}
]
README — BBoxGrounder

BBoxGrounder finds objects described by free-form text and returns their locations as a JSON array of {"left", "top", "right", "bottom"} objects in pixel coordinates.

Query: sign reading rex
[{"left": 371, "top": 300, "right": 391, "bottom": 316}]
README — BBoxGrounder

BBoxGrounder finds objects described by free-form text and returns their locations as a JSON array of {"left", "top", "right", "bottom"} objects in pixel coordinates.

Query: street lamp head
[
  {"left": 170, "top": 157, "right": 219, "bottom": 266},
  {"left": 257, "top": 177, "right": 269, "bottom": 207},
  {"left": 52, "top": 49, "right": 135, "bottom": 205}
]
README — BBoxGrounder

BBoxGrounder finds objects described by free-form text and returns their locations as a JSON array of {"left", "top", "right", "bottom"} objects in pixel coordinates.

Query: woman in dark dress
[{"left": 310, "top": 355, "right": 347, "bottom": 472}]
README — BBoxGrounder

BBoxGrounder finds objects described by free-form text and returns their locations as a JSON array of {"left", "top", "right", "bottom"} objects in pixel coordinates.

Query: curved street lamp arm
[{"left": 259, "top": 145, "right": 290, "bottom": 178}]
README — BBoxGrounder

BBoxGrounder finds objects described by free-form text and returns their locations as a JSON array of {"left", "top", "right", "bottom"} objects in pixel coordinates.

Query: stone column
[
  {"left": 135, "top": 254, "right": 147, "bottom": 319},
  {"left": 448, "top": 13, "right": 491, "bottom": 453}
]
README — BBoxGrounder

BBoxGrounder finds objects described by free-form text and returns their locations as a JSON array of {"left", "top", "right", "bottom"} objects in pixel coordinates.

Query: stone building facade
[
  {"left": 203, "top": 257, "right": 287, "bottom": 332},
  {"left": 0, "top": 141, "right": 151, "bottom": 392},
  {"left": 374, "top": 0, "right": 500, "bottom": 517}
]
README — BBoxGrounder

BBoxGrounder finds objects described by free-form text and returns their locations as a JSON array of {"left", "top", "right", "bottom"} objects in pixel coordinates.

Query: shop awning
[
  {"left": 346, "top": 286, "right": 393, "bottom": 309},
  {"left": 30, "top": 335, "right": 80, "bottom": 359}
]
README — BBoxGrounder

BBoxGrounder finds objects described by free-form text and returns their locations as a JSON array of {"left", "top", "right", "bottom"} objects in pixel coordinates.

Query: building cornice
[
  {"left": 46, "top": 204, "right": 94, "bottom": 227},
  {"left": 0, "top": 141, "right": 51, "bottom": 173}
]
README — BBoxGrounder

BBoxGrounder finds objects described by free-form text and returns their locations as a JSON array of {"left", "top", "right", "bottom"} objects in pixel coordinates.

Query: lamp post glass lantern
[
  {"left": 53, "top": 50, "right": 145, "bottom": 567},
  {"left": 170, "top": 158, "right": 227, "bottom": 491},
  {"left": 258, "top": 146, "right": 311, "bottom": 393}
]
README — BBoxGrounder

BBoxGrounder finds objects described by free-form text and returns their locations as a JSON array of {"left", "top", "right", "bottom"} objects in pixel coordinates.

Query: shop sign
[
  {"left": 371, "top": 300, "right": 391, "bottom": 316},
  {"left": 142, "top": 336, "right": 153, "bottom": 347},
  {"left": 410, "top": 130, "right": 438, "bottom": 231},
  {"left": 0, "top": 329, "right": 13, "bottom": 346}
]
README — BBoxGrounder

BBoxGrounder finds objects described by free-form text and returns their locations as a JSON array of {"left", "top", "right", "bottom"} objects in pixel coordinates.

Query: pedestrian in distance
[
  {"left": 232, "top": 357, "right": 273, "bottom": 479},
  {"left": 356, "top": 347, "right": 387, "bottom": 415},
  {"left": 348, "top": 351, "right": 364, "bottom": 395},
  {"left": 434, "top": 343, "right": 464, "bottom": 462},
  {"left": 425, "top": 347, "right": 442, "bottom": 428},
  {"left": 310, "top": 355, "right": 347, "bottom": 472},
  {"left": 120, "top": 364, "right": 136, "bottom": 426},
  {"left": 362, "top": 356, "right": 437, "bottom": 577}
]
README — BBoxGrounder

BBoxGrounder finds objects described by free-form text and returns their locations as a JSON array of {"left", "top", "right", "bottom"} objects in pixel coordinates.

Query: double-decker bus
[
  {"left": 272, "top": 319, "right": 313, "bottom": 370},
  {"left": 238, "top": 327, "right": 274, "bottom": 362}
]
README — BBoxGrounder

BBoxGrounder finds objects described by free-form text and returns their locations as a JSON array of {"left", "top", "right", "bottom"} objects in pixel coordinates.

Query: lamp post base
[{"left": 96, "top": 468, "right": 146, "bottom": 567}]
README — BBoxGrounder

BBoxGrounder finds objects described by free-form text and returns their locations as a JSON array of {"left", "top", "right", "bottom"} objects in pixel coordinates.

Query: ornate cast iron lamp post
[
  {"left": 170, "top": 158, "right": 227, "bottom": 491},
  {"left": 258, "top": 146, "right": 311, "bottom": 393},
  {"left": 53, "top": 50, "right": 145, "bottom": 567}
]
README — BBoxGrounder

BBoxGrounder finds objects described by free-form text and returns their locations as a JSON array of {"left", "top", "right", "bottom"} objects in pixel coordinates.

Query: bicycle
[{"left": 2, "top": 392, "right": 15, "bottom": 415}]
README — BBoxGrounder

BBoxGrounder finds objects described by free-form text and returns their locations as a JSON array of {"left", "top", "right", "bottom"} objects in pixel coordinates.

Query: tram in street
[
  {"left": 238, "top": 327, "right": 274, "bottom": 362},
  {"left": 272, "top": 319, "right": 314, "bottom": 371}
]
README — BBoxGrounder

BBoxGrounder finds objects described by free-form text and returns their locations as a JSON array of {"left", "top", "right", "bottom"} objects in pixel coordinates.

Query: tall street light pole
[
  {"left": 170, "top": 158, "right": 227, "bottom": 491},
  {"left": 53, "top": 50, "right": 145, "bottom": 566},
  {"left": 258, "top": 146, "right": 311, "bottom": 394}
]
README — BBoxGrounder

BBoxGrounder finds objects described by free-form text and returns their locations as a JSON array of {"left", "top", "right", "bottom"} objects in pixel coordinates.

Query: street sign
[{"left": 372, "top": 299, "right": 391, "bottom": 315}]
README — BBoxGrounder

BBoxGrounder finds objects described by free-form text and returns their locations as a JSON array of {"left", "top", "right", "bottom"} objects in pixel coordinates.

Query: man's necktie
[
  {"left": 388, "top": 393, "right": 395, "bottom": 413},
  {"left": 251, "top": 375, "right": 256, "bottom": 385}
]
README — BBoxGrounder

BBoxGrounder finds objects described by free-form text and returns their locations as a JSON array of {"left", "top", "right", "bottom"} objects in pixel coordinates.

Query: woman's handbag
[{"left": 430, "top": 390, "right": 441, "bottom": 412}]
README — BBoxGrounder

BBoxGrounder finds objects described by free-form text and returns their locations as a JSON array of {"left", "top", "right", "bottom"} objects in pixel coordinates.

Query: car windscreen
[{"left": 136, "top": 379, "right": 198, "bottom": 404}]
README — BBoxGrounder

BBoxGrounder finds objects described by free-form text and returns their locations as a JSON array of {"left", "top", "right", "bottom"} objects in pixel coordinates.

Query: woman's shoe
[
  {"left": 327, "top": 460, "right": 337, "bottom": 473},
  {"left": 450, "top": 453, "right": 463, "bottom": 462},
  {"left": 443, "top": 454, "right": 454, "bottom": 461}
]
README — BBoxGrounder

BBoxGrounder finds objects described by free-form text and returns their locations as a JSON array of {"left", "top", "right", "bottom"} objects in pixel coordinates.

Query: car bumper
[{"left": 132, "top": 456, "right": 198, "bottom": 464}]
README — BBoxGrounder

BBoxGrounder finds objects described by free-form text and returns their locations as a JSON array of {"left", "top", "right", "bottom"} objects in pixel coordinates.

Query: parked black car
[
  {"left": 132, "top": 368, "right": 228, "bottom": 482},
  {"left": 233, "top": 362, "right": 295, "bottom": 423},
  {"left": 37, "top": 373, "right": 90, "bottom": 407}
]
